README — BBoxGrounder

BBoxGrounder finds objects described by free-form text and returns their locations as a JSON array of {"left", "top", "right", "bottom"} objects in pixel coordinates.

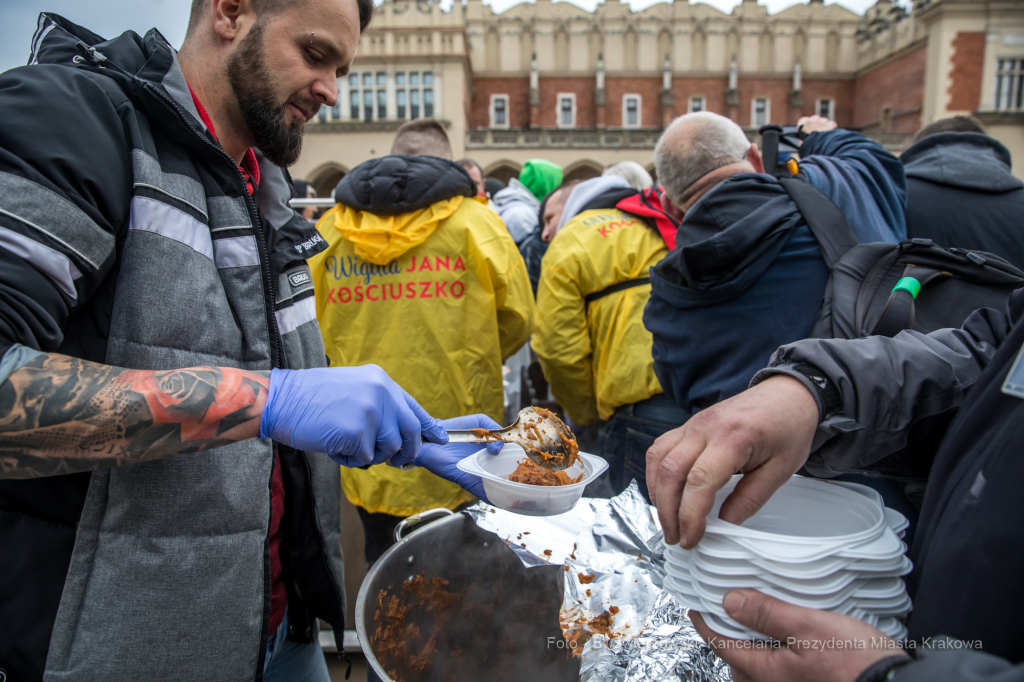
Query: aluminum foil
[{"left": 466, "top": 482, "right": 732, "bottom": 682}]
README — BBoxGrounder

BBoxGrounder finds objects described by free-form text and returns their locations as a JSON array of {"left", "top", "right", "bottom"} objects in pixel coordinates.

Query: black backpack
[{"left": 759, "top": 125, "right": 1024, "bottom": 340}]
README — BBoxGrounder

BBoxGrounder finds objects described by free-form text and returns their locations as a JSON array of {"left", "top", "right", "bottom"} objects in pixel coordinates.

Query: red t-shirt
[{"left": 188, "top": 86, "right": 287, "bottom": 636}]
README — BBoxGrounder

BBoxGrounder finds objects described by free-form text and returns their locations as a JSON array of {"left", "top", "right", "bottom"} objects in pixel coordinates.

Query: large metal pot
[{"left": 355, "top": 509, "right": 581, "bottom": 682}]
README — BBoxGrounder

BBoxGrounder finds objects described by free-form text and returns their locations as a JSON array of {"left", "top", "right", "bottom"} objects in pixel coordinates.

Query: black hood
[
  {"left": 902, "top": 132, "right": 1024, "bottom": 194},
  {"left": 32, "top": 13, "right": 212, "bottom": 148},
  {"left": 652, "top": 173, "right": 803, "bottom": 307},
  {"left": 333, "top": 155, "right": 476, "bottom": 215}
]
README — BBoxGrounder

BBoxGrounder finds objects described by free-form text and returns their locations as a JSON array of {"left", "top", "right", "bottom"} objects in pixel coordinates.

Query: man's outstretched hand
[
  {"left": 260, "top": 365, "right": 449, "bottom": 467},
  {"left": 646, "top": 375, "right": 820, "bottom": 548},
  {"left": 692, "top": 590, "right": 908, "bottom": 682}
]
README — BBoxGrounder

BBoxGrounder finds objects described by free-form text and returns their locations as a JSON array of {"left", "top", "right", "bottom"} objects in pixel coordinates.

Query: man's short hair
[
  {"left": 456, "top": 158, "right": 483, "bottom": 176},
  {"left": 391, "top": 119, "right": 453, "bottom": 159},
  {"left": 188, "top": 0, "right": 374, "bottom": 36},
  {"left": 913, "top": 115, "right": 986, "bottom": 143},
  {"left": 537, "top": 179, "right": 581, "bottom": 225},
  {"left": 655, "top": 112, "right": 751, "bottom": 206}
]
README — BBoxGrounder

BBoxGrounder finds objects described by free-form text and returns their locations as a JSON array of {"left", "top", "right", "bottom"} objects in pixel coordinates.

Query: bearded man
[{"left": 0, "top": 1, "right": 490, "bottom": 680}]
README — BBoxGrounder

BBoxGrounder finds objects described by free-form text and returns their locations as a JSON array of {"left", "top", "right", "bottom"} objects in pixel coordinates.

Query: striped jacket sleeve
[{"left": 0, "top": 64, "right": 132, "bottom": 374}]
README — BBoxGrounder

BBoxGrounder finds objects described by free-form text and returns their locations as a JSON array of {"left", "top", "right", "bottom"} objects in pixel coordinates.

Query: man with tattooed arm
[{"left": 0, "top": 1, "right": 491, "bottom": 680}]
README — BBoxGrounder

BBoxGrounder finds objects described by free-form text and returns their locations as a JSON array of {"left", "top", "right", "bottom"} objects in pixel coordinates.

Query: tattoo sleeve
[{"left": 0, "top": 353, "right": 270, "bottom": 479}]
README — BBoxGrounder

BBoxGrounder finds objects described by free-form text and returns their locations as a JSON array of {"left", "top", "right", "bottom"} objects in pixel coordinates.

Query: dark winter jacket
[
  {"left": 644, "top": 130, "right": 906, "bottom": 413},
  {"left": 756, "top": 288, "right": 1024, "bottom": 679},
  {"left": 903, "top": 132, "right": 1024, "bottom": 270},
  {"left": 0, "top": 14, "right": 344, "bottom": 682}
]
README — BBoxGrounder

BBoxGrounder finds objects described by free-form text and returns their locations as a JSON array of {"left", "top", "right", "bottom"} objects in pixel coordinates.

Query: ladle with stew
[{"left": 443, "top": 406, "right": 579, "bottom": 471}]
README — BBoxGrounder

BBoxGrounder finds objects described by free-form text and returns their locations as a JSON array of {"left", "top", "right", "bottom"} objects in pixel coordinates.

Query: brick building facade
[{"left": 291, "top": 0, "right": 1024, "bottom": 195}]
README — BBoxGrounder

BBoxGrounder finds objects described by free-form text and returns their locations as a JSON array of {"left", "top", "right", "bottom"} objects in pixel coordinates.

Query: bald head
[{"left": 655, "top": 112, "right": 754, "bottom": 208}]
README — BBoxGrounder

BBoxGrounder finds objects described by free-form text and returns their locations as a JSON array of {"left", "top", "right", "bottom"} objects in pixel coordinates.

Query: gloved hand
[
  {"left": 412, "top": 414, "right": 503, "bottom": 502},
  {"left": 259, "top": 365, "right": 449, "bottom": 467}
]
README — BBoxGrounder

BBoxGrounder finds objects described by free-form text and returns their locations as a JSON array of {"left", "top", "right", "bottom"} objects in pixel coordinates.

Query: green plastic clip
[{"left": 892, "top": 276, "right": 922, "bottom": 299}]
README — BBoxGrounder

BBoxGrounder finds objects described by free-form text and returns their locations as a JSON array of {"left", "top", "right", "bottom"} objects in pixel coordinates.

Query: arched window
[
  {"left": 759, "top": 30, "right": 774, "bottom": 71},
  {"left": 624, "top": 27, "right": 638, "bottom": 71},
  {"left": 520, "top": 29, "right": 534, "bottom": 71},
  {"left": 658, "top": 30, "right": 673, "bottom": 68},
  {"left": 793, "top": 29, "right": 807, "bottom": 69},
  {"left": 555, "top": 28, "right": 569, "bottom": 70},
  {"left": 692, "top": 28, "right": 706, "bottom": 71},
  {"left": 589, "top": 28, "right": 603, "bottom": 69},
  {"left": 726, "top": 28, "right": 739, "bottom": 69},
  {"left": 826, "top": 31, "right": 840, "bottom": 72},
  {"left": 486, "top": 29, "right": 500, "bottom": 70}
]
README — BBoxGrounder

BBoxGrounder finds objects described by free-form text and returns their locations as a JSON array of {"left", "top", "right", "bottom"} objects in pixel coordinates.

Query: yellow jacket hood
[{"left": 333, "top": 197, "right": 466, "bottom": 265}]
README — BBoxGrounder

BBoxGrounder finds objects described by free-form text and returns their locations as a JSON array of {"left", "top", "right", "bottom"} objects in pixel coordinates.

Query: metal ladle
[{"left": 444, "top": 406, "right": 579, "bottom": 471}]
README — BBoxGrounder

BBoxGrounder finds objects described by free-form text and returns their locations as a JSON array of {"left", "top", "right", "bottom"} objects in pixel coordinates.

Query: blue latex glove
[
  {"left": 412, "top": 414, "right": 503, "bottom": 502},
  {"left": 259, "top": 365, "right": 449, "bottom": 467}
]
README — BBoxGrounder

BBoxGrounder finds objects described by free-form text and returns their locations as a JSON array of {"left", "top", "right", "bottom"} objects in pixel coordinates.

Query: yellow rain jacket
[
  {"left": 533, "top": 208, "right": 668, "bottom": 425},
  {"left": 310, "top": 191, "right": 534, "bottom": 517}
]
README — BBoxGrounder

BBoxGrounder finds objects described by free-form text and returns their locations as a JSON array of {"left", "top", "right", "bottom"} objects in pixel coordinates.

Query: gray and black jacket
[
  {"left": 0, "top": 14, "right": 344, "bottom": 682},
  {"left": 754, "top": 288, "right": 1024, "bottom": 679}
]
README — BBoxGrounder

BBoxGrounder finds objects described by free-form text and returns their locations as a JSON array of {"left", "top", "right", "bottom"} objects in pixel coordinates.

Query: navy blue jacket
[{"left": 644, "top": 130, "right": 906, "bottom": 413}]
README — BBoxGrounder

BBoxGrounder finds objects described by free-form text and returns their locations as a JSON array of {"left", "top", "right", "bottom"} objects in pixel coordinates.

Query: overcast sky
[{"left": 0, "top": 0, "right": 882, "bottom": 75}]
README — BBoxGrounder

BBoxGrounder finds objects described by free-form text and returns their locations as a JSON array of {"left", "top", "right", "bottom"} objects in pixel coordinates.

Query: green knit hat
[{"left": 518, "top": 159, "right": 563, "bottom": 201}]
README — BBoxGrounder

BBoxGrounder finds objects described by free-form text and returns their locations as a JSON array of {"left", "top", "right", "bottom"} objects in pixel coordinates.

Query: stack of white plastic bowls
[{"left": 664, "top": 475, "right": 911, "bottom": 641}]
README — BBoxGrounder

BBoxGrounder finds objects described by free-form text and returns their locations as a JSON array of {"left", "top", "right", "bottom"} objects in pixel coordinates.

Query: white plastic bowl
[
  {"left": 456, "top": 444, "right": 608, "bottom": 516},
  {"left": 704, "top": 476, "right": 886, "bottom": 546},
  {"left": 663, "top": 475, "right": 914, "bottom": 641}
]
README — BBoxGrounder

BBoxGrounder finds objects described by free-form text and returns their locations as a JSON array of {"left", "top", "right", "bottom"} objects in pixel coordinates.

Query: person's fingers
[
  {"left": 690, "top": 610, "right": 711, "bottom": 640},
  {"left": 718, "top": 458, "right": 799, "bottom": 527},
  {"left": 485, "top": 441, "right": 503, "bottom": 456},
  {"left": 645, "top": 424, "right": 688, "bottom": 505},
  {"left": 677, "top": 434, "right": 752, "bottom": 549},
  {"left": 337, "top": 429, "right": 374, "bottom": 467},
  {"left": 654, "top": 428, "right": 707, "bottom": 546},
  {"left": 402, "top": 391, "right": 448, "bottom": 444},
  {"left": 329, "top": 453, "right": 360, "bottom": 468},
  {"left": 387, "top": 400, "right": 423, "bottom": 467},
  {"left": 372, "top": 410, "right": 403, "bottom": 465},
  {"left": 723, "top": 589, "right": 815, "bottom": 643}
]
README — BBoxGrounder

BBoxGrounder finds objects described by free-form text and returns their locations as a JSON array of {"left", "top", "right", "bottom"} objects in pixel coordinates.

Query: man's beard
[{"left": 226, "top": 21, "right": 318, "bottom": 167}]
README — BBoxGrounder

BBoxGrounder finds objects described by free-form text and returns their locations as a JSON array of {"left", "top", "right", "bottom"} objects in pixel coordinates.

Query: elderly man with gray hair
[{"left": 643, "top": 111, "right": 907, "bottom": 417}]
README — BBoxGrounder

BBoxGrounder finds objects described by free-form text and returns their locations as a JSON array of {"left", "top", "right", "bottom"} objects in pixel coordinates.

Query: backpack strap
[
  {"left": 585, "top": 277, "right": 651, "bottom": 305},
  {"left": 871, "top": 265, "right": 950, "bottom": 337},
  {"left": 778, "top": 176, "right": 859, "bottom": 269}
]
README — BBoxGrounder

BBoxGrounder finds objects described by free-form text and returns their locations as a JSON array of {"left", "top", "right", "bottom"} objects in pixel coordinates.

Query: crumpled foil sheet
[{"left": 466, "top": 482, "right": 732, "bottom": 682}]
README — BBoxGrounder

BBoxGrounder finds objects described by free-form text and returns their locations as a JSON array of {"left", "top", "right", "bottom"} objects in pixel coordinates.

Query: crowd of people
[{"left": 1, "top": 0, "right": 1023, "bottom": 681}]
